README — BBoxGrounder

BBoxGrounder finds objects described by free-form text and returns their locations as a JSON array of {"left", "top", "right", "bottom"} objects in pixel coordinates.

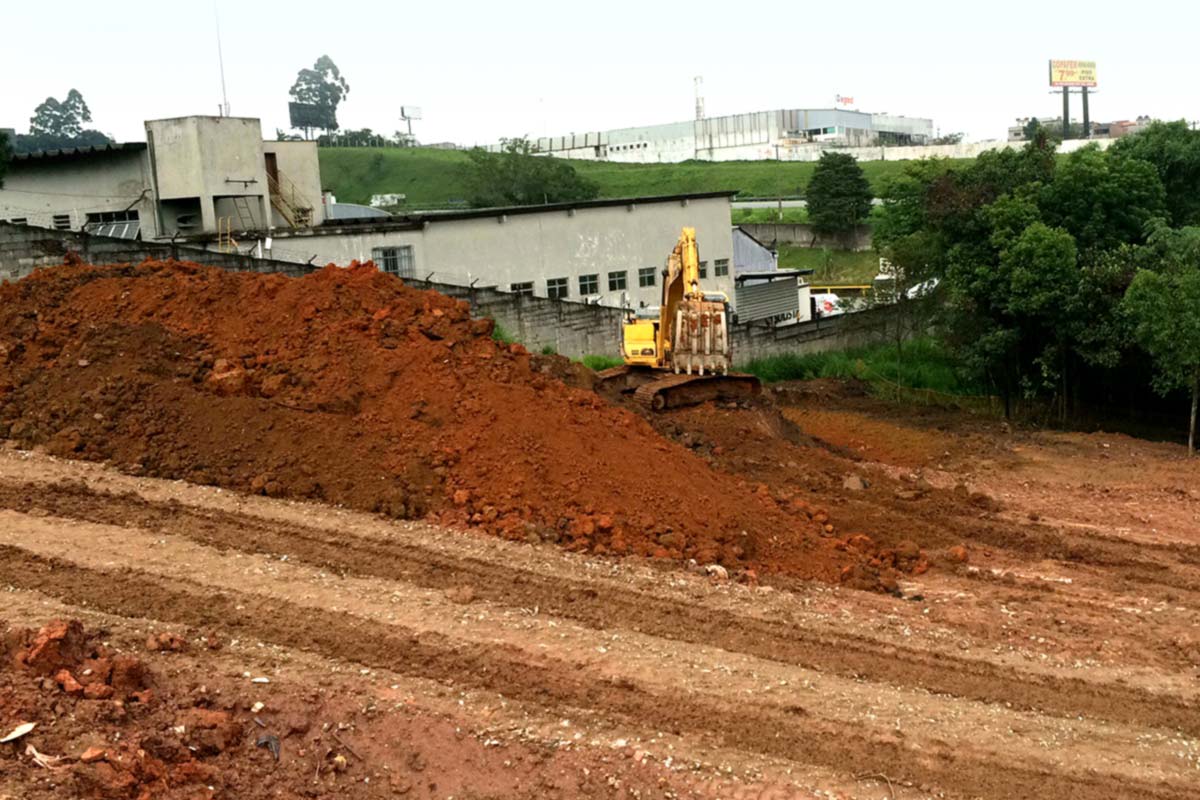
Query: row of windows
[
  {"left": 610, "top": 142, "right": 649, "bottom": 152},
  {"left": 88, "top": 210, "right": 139, "bottom": 224},
  {"left": 509, "top": 261, "right": 728, "bottom": 299}
]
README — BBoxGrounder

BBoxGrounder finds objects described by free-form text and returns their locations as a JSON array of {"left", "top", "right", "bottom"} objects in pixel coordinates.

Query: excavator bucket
[{"left": 672, "top": 299, "right": 731, "bottom": 376}]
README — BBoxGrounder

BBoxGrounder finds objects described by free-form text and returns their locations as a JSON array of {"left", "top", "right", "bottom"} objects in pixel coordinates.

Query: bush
[
  {"left": 744, "top": 338, "right": 981, "bottom": 395},
  {"left": 491, "top": 321, "right": 515, "bottom": 345}
]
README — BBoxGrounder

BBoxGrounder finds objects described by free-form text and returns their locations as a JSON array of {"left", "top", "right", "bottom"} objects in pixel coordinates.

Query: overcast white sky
[{"left": 3, "top": 0, "right": 1197, "bottom": 146}]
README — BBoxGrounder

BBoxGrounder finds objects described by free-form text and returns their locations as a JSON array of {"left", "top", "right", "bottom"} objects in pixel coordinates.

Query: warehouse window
[
  {"left": 86, "top": 210, "right": 139, "bottom": 224},
  {"left": 510, "top": 281, "right": 533, "bottom": 297},
  {"left": 8, "top": 218, "right": 27, "bottom": 225},
  {"left": 579, "top": 273, "right": 599, "bottom": 295},
  {"left": 52, "top": 214, "right": 71, "bottom": 230},
  {"left": 698, "top": 261, "right": 708, "bottom": 279},
  {"left": 372, "top": 246, "right": 415, "bottom": 278},
  {"left": 714, "top": 258, "right": 730, "bottom": 277},
  {"left": 638, "top": 267, "right": 656, "bottom": 288},
  {"left": 608, "top": 270, "right": 627, "bottom": 291},
  {"left": 547, "top": 277, "right": 569, "bottom": 299}
]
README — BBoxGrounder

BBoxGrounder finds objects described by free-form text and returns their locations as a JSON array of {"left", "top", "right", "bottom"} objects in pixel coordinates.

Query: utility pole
[
  {"left": 214, "top": 2, "right": 230, "bottom": 117},
  {"left": 773, "top": 144, "right": 783, "bottom": 222}
]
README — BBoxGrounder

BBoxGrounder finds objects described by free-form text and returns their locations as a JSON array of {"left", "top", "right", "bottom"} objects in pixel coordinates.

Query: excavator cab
[{"left": 621, "top": 308, "right": 660, "bottom": 367}]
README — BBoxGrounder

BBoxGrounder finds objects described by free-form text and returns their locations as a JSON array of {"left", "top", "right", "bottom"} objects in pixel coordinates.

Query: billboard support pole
[
  {"left": 1081, "top": 87, "right": 1090, "bottom": 138},
  {"left": 1062, "top": 87, "right": 1070, "bottom": 140}
]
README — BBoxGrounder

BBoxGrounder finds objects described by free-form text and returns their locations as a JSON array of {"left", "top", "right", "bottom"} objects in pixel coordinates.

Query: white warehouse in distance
[{"left": 494, "top": 108, "right": 935, "bottom": 164}]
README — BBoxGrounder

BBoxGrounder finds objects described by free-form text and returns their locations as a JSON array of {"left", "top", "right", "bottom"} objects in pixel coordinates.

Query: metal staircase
[{"left": 267, "top": 170, "right": 315, "bottom": 229}]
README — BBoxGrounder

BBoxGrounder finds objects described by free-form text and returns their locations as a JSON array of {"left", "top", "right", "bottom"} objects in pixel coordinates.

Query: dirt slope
[{"left": 0, "top": 260, "right": 884, "bottom": 583}]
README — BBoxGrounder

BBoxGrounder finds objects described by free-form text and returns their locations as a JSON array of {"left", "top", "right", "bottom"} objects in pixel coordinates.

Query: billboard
[
  {"left": 400, "top": 106, "right": 423, "bottom": 120},
  {"left": 1049, "top": 60, "right": 1097, "bottom": 87},
  {"left": 289, "top": 102, "right": 330, "bottom": 130}
]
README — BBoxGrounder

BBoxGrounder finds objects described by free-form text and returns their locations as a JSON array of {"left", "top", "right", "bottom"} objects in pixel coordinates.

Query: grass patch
[
  {"left": 778, "top": 246, "right": 881, "bottom": 285},
  {"left": 744, "top": 338, "right": 982, "bottom": 396},
  {"left": 490, "top": 321, "right": 515, "bottom": 345},
  {"left": 578, "top": 354, "right": 624, "bottom": 371},
  {"left": 731, "top": 207, "right": 808, "bottom": 224},
  {"left": 317, "top": 147, "right": 978, "bottom": 208}
]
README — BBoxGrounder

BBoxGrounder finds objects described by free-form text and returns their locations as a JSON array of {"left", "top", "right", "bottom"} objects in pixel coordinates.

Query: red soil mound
[{"left": 0, "top": 260, "right": 876, "bottom": 583}]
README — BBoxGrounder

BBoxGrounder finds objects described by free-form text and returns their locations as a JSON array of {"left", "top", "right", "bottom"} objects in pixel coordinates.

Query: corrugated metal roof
[
  {"left": 297, "top": 191, "right": 740, "bottom": 236},
  {"left": 13, "top": 142, "right": 147, "bottom": 162}
]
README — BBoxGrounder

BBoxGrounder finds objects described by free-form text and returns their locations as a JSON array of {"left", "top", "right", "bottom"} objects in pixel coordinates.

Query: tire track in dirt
[
  {"left": 2, "top": 478, "right": 1198, "bottom": 740},
  {"left": 0, "top": 543, "right": 1190, "bottom": 800}
]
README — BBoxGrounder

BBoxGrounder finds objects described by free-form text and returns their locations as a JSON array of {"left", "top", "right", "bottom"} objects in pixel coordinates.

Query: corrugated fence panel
[{"left": 735, "top": 277, "right": 798, "bottom": 323}]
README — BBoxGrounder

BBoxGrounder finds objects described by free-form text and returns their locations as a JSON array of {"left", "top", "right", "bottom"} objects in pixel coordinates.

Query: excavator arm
[
  {"left": 600, "top": 228, "right": 759, "bottom": 410},
  {"left": 658, "top": 227, "right": 731, "bottom": 376}
]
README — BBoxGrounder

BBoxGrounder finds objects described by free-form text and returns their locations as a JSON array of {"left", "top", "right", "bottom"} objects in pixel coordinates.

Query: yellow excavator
[{"left": 595, "top": 227, "right": 761, "bottom": 411}]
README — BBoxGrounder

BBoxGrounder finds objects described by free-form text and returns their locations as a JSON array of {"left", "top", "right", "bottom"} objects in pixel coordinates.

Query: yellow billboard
[{"left": 1049, "top": 60, "right": 1097, "bottom": 87}]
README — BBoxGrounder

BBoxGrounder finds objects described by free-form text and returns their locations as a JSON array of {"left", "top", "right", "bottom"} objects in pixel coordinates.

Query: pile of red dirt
[{"left": 0, "top": 260, "right": 897, "bottom": 584}]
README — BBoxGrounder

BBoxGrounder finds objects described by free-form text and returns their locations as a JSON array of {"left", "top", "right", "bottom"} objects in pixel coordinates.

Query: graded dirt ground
[{"left": 2, "top": 379, "right": 1199, "bottom": 799}]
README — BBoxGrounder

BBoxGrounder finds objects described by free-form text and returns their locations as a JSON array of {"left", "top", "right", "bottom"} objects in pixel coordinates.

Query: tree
[
  {"left": 1122, "top": 224, "right": 1200, "bottom": 453},
  {"left": 463, "top": 138, "right": 599, "bottom": 207},
  {"left": 873, "top": 159, "right": 954, "bottom": 366},
  {"left": 14, "top": 89, "right": 113, "bottom": 154},
  {"left": 805, "top": 151, "right": 873, "bottom": 237},
  {"left": 29, "top": 89, "right": 92, "bottom": 138},
  {"left": 289, "top": 56, "right": 350, "bottom": 137},
  {"left": 1110, "top": 121, "right": 1200, "bottom": 227},
  {"left": 1038, "top": 145, "right": 1166, "bottom": 253},
  {"left": 1022, "top": 118, "right": 1043, "bottom": 141}
]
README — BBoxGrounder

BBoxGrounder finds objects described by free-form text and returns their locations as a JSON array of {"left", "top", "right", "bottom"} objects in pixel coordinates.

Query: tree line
[{"left": 870, "top": 122, "right": 1200, "bottom": 449}]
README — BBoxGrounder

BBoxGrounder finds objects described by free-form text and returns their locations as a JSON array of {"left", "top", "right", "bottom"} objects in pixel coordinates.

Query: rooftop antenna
[
  {"left": 215, "top": 2, "right": 231, "bottom": 117},
  {"left": 694, "top": 76, "right": 705, "bottom": 121}
]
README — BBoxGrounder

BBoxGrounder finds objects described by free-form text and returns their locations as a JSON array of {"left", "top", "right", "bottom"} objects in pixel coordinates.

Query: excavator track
[{"left": 596, "top": 366, "right": 760, "bottom": 412}]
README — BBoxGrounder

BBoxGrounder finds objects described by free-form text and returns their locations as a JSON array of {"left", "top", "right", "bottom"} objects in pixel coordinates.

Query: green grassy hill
[
  {"left": 318, "top": 147, "right": 974, "bottom": 208},
  {"left": 777, "top": 245, "right": 881, "bottom": 285}
]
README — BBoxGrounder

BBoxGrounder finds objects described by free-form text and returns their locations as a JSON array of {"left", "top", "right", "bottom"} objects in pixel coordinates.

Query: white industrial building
[
  {"left": 257, "top": 192, "right": 741, "bottom": 310},
  {"left": 494, "top": 108, "right": 934, "bottom": 164},
  {"left": 0, "top": 116, "right": 324, "bottom": 240}
]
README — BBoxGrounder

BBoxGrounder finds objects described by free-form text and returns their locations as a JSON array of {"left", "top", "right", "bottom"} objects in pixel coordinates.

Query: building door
[{"left": 264, "top": 153, "right": 279, "bottom": 186}]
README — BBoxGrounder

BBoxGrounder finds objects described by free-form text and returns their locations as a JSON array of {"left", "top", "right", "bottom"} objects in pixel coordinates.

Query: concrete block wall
[
  {"left": 0, "top": 222, "right": 316, "bottom": 280},
  {"left": 738, "top": 223, "right": 874, "bottom": 253},
  {"left": 730, "top": 307, "right": 890, "bottom": 365},
  {"left": 409, "top": 278, "right": 626, "bottom": 359},
  {"left": 2, "top": 222, "right": 893, "bottom": 365}
]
